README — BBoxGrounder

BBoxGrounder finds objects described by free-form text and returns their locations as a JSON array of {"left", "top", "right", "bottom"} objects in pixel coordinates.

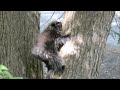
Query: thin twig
[
  {"left": 114, "top": 16, "right": 120, "bottom": 30},
  {"left": 57, "top": 11, "right": 65, "bottom": 20},
  {"left": 40, "top": 11, "right": 55, "bottom": 28}
]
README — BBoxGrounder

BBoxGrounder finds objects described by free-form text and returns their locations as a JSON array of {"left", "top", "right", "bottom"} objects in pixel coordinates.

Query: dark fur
[
  {"left": 32, "top": 21, "right": 70, "bottom": 79},
  {"left": 55, "top": 34, "right": 71, "bottom": 51}
]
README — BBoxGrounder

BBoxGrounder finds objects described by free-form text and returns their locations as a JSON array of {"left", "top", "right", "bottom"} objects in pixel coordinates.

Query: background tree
[
  {"left": 0, "top": 11, "right": 43, "bottom": 79},
  {"left": 60, "top": 11, "right": 115, "bottom": 79}
]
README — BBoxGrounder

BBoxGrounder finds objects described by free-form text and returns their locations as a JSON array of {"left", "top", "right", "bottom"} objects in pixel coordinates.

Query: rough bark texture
[
  {"left": 60, "top": 11, "right": 115, "bottom": 79},
  {"left": 0, "top": 11, "right": 43, "bottom": 79}
]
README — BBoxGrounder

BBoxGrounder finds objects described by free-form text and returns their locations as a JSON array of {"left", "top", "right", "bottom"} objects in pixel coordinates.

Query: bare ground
[{"left": 98, "top": 45, "right": 120, "bottom": 79}]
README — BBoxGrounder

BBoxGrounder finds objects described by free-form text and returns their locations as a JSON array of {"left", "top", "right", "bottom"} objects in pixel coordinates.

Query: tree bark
[
  {"left": 0, "top": 11, "right": 43, "bottom": 79},
  {"left": 60, "top": 11, "right": 115, "bottom": 79}
]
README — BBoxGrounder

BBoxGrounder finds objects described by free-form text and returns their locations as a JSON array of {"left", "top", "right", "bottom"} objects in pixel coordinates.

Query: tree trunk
[
  {"left": 0, "top": 11, "right": 43, "bottom": 79},
  {"left": 60, "top": 11, "right": 115, "bottom": 79}
]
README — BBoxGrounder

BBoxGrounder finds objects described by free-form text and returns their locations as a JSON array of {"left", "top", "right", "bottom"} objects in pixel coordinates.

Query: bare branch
[
  {"left": 57, "top": 11, "right": 65, "bottom": 20},
  {"left": 114, "top": 16, "right": 120, "bottom": 30},
  {"left": 40, "top": 11, "right": 55, "bottom": 28}
]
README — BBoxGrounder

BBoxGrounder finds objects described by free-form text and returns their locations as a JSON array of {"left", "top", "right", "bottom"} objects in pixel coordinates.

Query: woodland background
[
  {"left": 0, "top": 11, "right": 119, "bottom": 79},
  {"left": 41, "top": 11, "right": 120, "bottom": 79}
]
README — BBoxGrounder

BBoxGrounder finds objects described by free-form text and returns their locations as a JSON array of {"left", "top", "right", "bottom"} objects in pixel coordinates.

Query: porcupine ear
[{"left": 50, "top": 20, "right": 61, "bottom": 27}]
